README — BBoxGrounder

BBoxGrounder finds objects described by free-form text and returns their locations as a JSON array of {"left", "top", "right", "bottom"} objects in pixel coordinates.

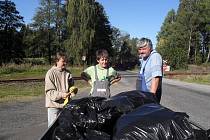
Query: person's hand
[
  {"left": 69, "top": 86, "right": 78, "bottom": 97},
  {"left": 110, "top": 75, "right": 121, "bottom": 85},
  {"left": 63, "top": 86, "right": 78, "bottom": 105},
  {"left": 63, "top": 92, "right": 71, "bottom": 99},
  {"left": 88, "top": 80, "right": 92, "bottom": 85}
]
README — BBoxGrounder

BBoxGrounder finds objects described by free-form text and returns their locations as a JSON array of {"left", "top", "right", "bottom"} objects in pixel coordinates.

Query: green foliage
[
  {"left": 0, "top": 63, "right": 83, "bottom": 80},
  {"left": 65, "top": 0, "right": 113, "bottom": 65},
  {"left": 28, "top": 0, "right": 67, "bottom": 64},
  {"left": 23, "top": 58, "right": 47, "bottom": 65},
  {"left": 158, "top": 46, "right": 187, "bottom": 70},
  {"left": 91, "top": 2, "right": 113, "bottom": 60},
  {"left": 157, "top": 0, "right": 210, "bottom": 68},
  {"left": 65, "top": 0, "right": 95, "bottom": 65},
  {"left": 0, "top": 63, "right": 48, "bottom": 76},
  {"left": 0, "top": 0, "right": 24, "bottom": 65},
  {"left": 111, "top": 28, "right": 138, "bottom": 68},
  {"left": 21, "top": 25, "right": 48, "bottom": 58},
  {"left": 0, "top": 1, "right": 24, "bottom": 30},
  {"left": 182, "top": 74, "right": 210, "bottom": 85}
]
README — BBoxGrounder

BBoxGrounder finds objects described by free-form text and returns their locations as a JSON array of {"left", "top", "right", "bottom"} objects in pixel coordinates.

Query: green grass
[
  {"left": 182, "top": 74, "right": 210, "bottom": 85},
  {"left": 0, "top": 64, "right": 83, "bottom": 80},
  {"left": 165, "top": 74, "right": 210, "bottom": 85},
  {"left": 0, "top": 82, "right": 44, "bottom": 102},
  {"left": 0, "top": 64, "right": 87, "bottom": 102},
  {"left": 0, "top": 80, "right": 90, "bottom": 103}
]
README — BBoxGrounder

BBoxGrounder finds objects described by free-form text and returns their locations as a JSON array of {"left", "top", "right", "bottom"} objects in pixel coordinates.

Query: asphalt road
[
  {"left": 0, "top": 71, "right": 210, "bottom": 140},
  {"left": 161, "top": 78, "right": 210, "bottom": 130}
]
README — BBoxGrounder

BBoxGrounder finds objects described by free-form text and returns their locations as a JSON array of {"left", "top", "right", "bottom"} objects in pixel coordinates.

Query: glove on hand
[{"left": 64, "top": 86, "right": 78, "bottom": 105}]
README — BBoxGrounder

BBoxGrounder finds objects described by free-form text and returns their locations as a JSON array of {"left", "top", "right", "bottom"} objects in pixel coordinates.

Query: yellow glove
[
  {"left": 64, "top": 97, "right": 69, "bottom": 105},
  {"left": 63, "top": 86, "right": 78, "bottom": 106},
  {"left": 69, "top": 86, "right": 78, "bottom": 97}
]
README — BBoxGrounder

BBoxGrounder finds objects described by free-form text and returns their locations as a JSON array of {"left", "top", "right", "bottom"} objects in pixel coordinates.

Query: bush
[
  {"left": 23, "top": 58, "right": 47, "bottom": 65},
  {"left": 0, "top": 63, "right": 50, "bottom": 75}
]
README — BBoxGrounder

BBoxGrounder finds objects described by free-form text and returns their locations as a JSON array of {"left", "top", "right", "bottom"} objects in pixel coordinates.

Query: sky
[{"left": 12, "top": 0, "right": 179, "bottom": 48}]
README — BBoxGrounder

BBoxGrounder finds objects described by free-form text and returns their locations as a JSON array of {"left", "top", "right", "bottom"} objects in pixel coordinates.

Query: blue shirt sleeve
[{"left": 150, "top": 53, "right": 163, "bottom": 77}]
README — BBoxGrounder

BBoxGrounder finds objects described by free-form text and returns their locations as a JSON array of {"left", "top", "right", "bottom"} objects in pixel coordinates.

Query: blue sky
[{"left": 12, "top": 0, "right": 179, "bottom": 47}]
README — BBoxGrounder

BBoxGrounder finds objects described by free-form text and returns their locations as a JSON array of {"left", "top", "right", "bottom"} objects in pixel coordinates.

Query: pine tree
[
  {"left": 198, "top": 0, "right": 210, "bottom": 63},
  {"left": 156, "top": 9, "right": 188, "bottom": 69},
  {"left": 0, "top": 0, "right": 24, "bottom": 65}
]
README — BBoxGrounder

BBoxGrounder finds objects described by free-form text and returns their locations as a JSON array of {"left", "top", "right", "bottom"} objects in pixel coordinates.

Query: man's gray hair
[{"left": 136, "top": 37, "right": 153, "bottom": 49}]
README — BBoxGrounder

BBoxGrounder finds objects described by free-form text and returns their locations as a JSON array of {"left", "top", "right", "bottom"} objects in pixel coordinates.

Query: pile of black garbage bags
[{"left": 41, "top": 90, "right": 209, "bottom": 140}]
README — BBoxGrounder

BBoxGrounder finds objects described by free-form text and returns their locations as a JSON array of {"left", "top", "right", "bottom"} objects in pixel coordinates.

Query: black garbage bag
[
  {"left": 84, "top": 129, "right": 110, "bottom": 140},
  {"left": 97, "top": 90, "right": 157, "bottom": 135},
  {"left": 52, "top": 96, "right": 107, "bottom": 140},
  {"left": 102, "top": 90, "right": 158, "bottom": 112},
  {"left": 51, "top": 90, "right": 156, "bottom": 140},
  {"left": 113, "top": 103, "right": 196, "bottom": 140},
  {"left": 40, "top": 90, "right": 209, "bottom": 140}
]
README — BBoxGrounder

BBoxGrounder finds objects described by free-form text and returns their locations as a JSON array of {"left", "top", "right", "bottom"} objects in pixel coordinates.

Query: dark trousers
[{"left": 136, "top": 79, "right": 161, "bottom": 103}]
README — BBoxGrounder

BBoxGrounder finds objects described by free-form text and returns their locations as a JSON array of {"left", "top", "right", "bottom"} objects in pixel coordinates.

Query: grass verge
[
  {"left": 165, "top": 74, "right": 210, "bottom": 85},
  {"left": 0, "top": 64, "right": 83, "bottom": 80},
  {"left": 0, "top": 64, "right": 89, "bottom": 103},
  {"left": 0, "top": 80, "right": 90, "bottom": 103}
]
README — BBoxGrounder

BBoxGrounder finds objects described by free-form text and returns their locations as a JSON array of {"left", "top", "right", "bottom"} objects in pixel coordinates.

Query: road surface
[{"left": 0, "top": 71, "right": 210, "bottom": 140}]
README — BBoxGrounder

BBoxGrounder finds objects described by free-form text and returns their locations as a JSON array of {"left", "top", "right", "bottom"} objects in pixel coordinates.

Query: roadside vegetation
[
  {"left": 181, "top": 75, "right": 210, "bottom": 85},
  {"left": 0, "top": 64, "right": 87, "bottom": 103},
  {"left": 0, "top": 80, "right": 89, "bottom": 103},
  {"left": 165, "top": 74, "right": 210, "bottom": 85},
  {"left": 0, "top": 63, "right": 83, "bottom": 80},
  {"left": 164, "top": 64, "right": 210, "bottom": 85}
]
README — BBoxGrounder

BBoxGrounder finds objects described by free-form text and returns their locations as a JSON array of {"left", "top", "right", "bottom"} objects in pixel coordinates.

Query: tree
[
  {"left": 156, "top": 0, "right": 207, "bottom": 69},
  {"left": 53, "top": 0, "right": 67, "bottom": 50},
  {"left": 0, "top": 0, "right": 24, "bottom": 65},
  {"left": 21, "top": 25, "right": 46, "bottom": 58},
  {"left": 90, "top": 1, "right": 113, "bottom": 63},
  {"left": 198, "top": 0, "right": 210, "bottom": 63},
  {"left": 31, "top": 0, "right": 67, "bottom": 64},
  {"left": 65, "top": 0, "right": 95, "bottom": 65},
  {"left": 156, "top": 9, "right": 188, "bottom": 69},
  {"left": 33, "top": 0, "right": 55, "bottom": 64},
  {"left": 176, "top": 0, "right": 201, "bottom": 64},
  {"left": 110, "top": 27, "right": 138, "bottom": 69},
  {"left": 65, "top": 0, "right": 113, "bottom": 65}
]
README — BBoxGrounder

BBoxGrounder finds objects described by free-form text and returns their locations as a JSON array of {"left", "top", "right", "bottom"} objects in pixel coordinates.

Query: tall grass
[
  {"left": 0, "top": 80, "right": 89, "bottom": 103},
  {"left": 183, "top": 74, "right": 210, "bottom": 85},
  {"left": 0, "top": 63, "right": 87, "bottom": 102},
  {"left": 0, "top": 63, "right": 83, "bottom": 80},
  {"left": 0, "top": 82, "right": 44, "bottom": 103}
]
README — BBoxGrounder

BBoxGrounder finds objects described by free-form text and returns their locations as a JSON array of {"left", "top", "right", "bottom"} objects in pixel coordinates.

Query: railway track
[{"left": 0, "top": 72, "right": 209, "bottom": 83}]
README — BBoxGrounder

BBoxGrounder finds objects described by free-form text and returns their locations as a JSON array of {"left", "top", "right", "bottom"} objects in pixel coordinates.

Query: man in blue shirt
[{"left": 136, "top": 37, "right": 163, "bottom": 103}]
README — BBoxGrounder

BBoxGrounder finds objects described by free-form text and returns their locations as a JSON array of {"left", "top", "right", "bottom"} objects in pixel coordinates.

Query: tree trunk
[
  {"left": 47, "top": 0, "right": 51, "bottom": 65},
  {"left": 206, "top": 49, "right": 210, "bottom": 63},
  {"left": 187, "top": 28, "right": 192, "bottom": 62}
]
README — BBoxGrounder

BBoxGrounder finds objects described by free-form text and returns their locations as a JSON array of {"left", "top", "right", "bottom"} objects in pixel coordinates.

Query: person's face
[
  {"left": 138, "top": 45, "right": 152, "bottom": 59},
  {"left": 56, "top": 57, "right": 67, "bottom": 69},
  {"left": 97, "top": 57, "right": 109, "bottom": 68}
]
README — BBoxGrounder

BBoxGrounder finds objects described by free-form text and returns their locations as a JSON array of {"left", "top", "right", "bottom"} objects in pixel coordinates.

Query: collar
[
  {"left": 52, "top": 66, "right": 64, "bottom": 72},
  {"left": 96, "top": 64, "right": 108, "bottom": 70}
]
